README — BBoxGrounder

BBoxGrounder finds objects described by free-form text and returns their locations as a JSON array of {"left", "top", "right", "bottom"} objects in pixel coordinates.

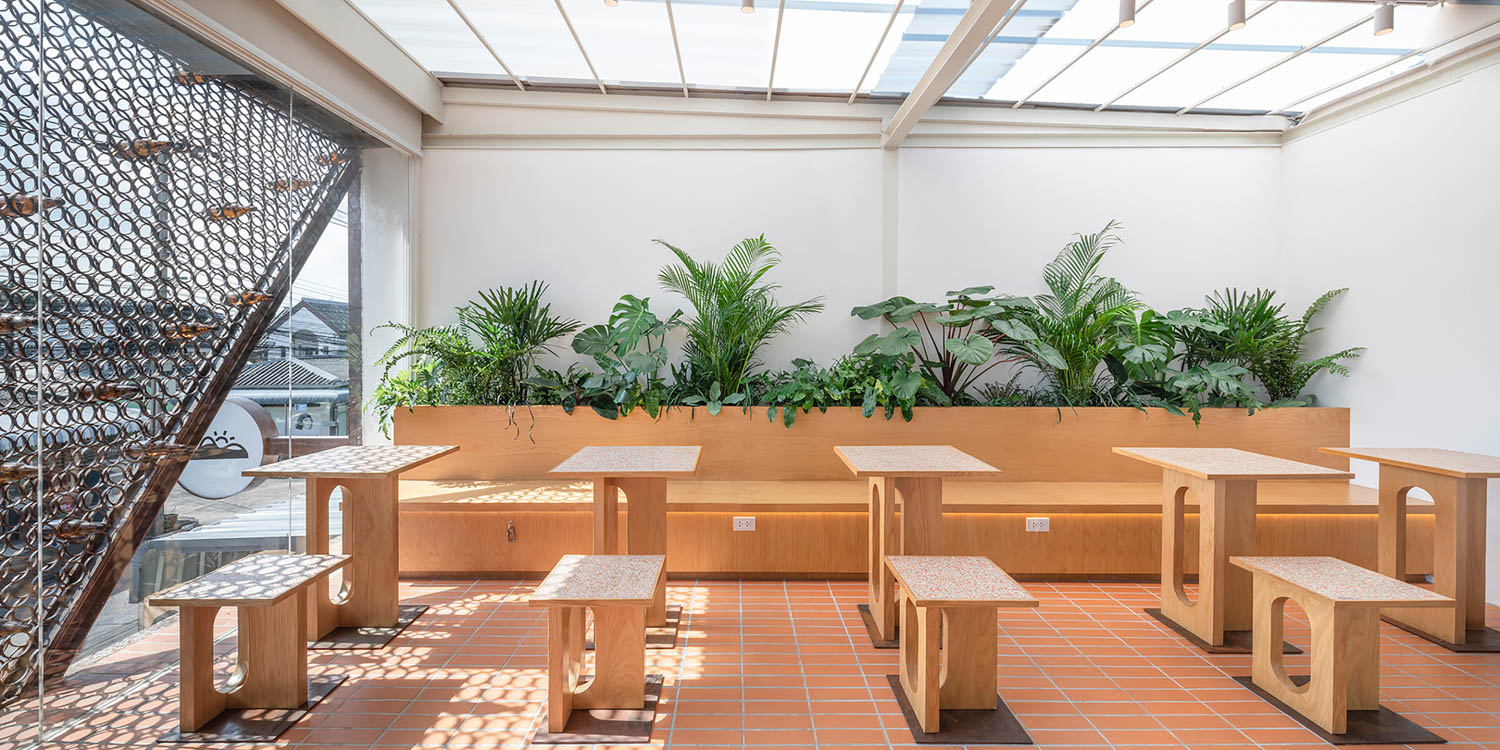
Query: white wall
[{"left": 1280, "top": 57, "right": 1500, "bottom": 600}]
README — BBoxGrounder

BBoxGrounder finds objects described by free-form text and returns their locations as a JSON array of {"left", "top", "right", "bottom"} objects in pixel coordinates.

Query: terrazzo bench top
[
  {"left": 147, "top": 552, "right": 349, "bottom": 608},
  {"left": 245, "top": 444, "right": 458, "bottom": 479},
  {"left": 548, "top": 446, "right": 701, "bottom": 478},
  {"left": 1112, "top": 447, "right": 1354, "bottom": 481},
  {"left": 528, "top": 554, "right": 666, "bottom": 607},
  {"left": 1320, "top": 447, "right": 1500, "bottom": 479},
  {"left": 1230, "top": 556, "right": 1453, "bottom": 608},
  {"left": 884, "top": 555, "right": 1038, "bottom": 608},
  {"left": 833, "top": 445, "right": 1001, "bottom": 478}
]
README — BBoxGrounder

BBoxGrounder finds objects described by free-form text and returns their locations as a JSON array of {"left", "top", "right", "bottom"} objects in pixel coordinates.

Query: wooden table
[
  {"left": 244, "top": 444, "right": 457, "bottom": 647},
  {"left": 549, "top": 445, "right": 700, "bottom": 629},
  {"left": 834, "top": 445, "right": 1001, "bottom": 646},
  {"left": 1321, "top": 447, "right": 1500, "bottom": 650},
  {"left": 1113, "top": 447, "right": 1353, "bottom": 652}
]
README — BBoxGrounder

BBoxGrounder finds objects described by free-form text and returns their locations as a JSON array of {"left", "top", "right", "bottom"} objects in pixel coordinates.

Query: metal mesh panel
[{"left": 0, "top": 0, "right": 358, "bottom": 703}]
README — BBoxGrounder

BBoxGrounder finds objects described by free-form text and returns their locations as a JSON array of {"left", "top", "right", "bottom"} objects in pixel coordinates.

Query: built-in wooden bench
[
  {"left": 529, "top": 554, "right": 665, "bottom": 737},
  {"left": 147, "top": 551, "right": 349, "bottom": 737},
  {"left": 392, "top": 405, "right": 1435, "bottom": 579},
  {"left": 1230, "top": 556, "right": 1452, "bottom": 738},
  {"left": 887, "top": 555, "right": 1037, "bottom": 737}
]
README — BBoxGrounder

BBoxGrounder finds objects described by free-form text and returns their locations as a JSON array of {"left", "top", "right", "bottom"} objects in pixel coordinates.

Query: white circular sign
[{"left": 177, "top": 397, "right": 277, "bottom": 500}]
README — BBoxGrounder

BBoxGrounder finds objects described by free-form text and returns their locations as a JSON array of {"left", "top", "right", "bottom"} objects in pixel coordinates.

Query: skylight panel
[
  {"left": 349, "top": 0, "right": 504, "bottom": 76},
  {"left": 774, "top": 0, "right": 915, "bottom": 94},
  {"left": 671, "top": 0, "right": 780, "bottom": 90},
  {"left": 561, "top": 0, "right": 682, "bottom": 87},
  {"left": 457, "top": 0, "right": 595, "bottom": 83}
]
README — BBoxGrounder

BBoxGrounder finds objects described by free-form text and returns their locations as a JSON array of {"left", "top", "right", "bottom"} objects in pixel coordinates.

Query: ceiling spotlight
[
  {"left": 1118, "top": 0, "right": 1134, "bottom": 27},
  {"left": 1228, "top": 0, "right": 1245, "bottom": 30},
  {"left": 1374, "top": 1, "right": 1395, "bottom": 35},
  {"left": 604, "top": 0, "right": 617, "bottom": 5},
  {"left": 742, "top": 0, "right": 754, "bottom": 13}
]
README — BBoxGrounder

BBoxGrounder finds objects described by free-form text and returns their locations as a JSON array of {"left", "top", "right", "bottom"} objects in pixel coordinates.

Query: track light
[
  {"left": 1374, "top": 1, "right": 1394, "bottom": 36},
  {"left": 742, "top": 0, "right": 754, "bottom": 12},
  {"left": 1118, "top": 0, "right": 1134, "bottom": 27},
  {"left": 1228, "top": 0, "right": 1245, "bottom": 30}
]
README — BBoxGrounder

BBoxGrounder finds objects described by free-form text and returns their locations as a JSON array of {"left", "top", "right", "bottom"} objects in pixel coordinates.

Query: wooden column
[{"left": 618, "top": 478, "right": 668, "bottom": 626}]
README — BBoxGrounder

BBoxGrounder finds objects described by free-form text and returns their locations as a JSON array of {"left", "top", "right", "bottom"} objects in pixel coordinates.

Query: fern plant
[
  {"left": 1189, "top": 287, "right": 1363, "bottom": 403},
  {"left": 656, "top": 235, "right": 824, "bottom": 407}
]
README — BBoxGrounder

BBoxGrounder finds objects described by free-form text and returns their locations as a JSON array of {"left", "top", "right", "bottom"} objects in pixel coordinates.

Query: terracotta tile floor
[{"left": 8, "top": 578, "right": 1500, "bottom": 750}]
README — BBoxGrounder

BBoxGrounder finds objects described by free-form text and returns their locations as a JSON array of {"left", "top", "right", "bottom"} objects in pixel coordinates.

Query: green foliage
[
  {"left": 990, "top": 221, "right": 1136, "bottom": 405},
  {"left": 1186, "top": 287, "right": 1364, "bottom": 403},
  {"left": 526, "top": 294, "right": 683, "bottom": 419},
  {"left": 369, "top": 282, "right": 580, "bottom": 434},
  {"left": 656, "top": 235, "right": 825, "bottom": 405},
  {"left": 851, "top": 287, "right": 1035, "bottom": 401}
]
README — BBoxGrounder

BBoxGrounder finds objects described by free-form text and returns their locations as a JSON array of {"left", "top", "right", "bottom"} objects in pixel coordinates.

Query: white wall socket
[
  {"left": 733, "top": 516, "right": 756, "bottom": 531},
  {"left": 1025, "top": 517, "right": 1050, "bottom": 533}
]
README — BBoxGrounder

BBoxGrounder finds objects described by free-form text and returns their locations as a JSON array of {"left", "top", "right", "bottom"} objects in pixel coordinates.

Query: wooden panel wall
[
  {"left": 394, "top": 406, "right": 1351, "bottom": 482},
  {"left": 398, "top": 508, "right": 1432, "bottom": 580}
]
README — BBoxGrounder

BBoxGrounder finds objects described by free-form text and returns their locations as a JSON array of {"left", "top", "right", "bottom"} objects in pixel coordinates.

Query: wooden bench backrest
[{"left": 394, "top": 405, "right": 1350, "bottom": 483}]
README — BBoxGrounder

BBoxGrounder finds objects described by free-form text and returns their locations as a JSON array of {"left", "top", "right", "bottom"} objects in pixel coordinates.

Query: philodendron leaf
[
  {"left": 854, "top": 328, "right": 921, "bottom": 356},
  {"left": 722, "top": 392, "right": 746, "bottom": 405},
  {"left": 944, "top": 334, "right": 994, "bottom": 365},
  {"left": 891, "top": 370, "right": 923, "bottom": 401},
  {"left": 989, "top": 318, "right": 1039, "bottom": 341},
  {"left": 706, "top": 400, "right": 722, "bottom": 416},
  {"left": 571, "top": 324, "right": 613, "bottom": 356},
  {"left": 887, "top": 302, "right": 941, "bottom": 322},
  {"left": 708, "top": 381, "right": 722, "bottom": 401},
  {"left": 849, "top": 296, "right": 914, "bottom": 320},
  {"left": 934, "top": 310, "right": 976, "bottom": 326},
  {"left": 945, "top": 285, "right": 995, "bottom": 299}
]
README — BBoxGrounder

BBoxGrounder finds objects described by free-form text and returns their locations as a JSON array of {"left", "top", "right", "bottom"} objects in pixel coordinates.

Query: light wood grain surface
[
  {"left": 148, "top": 552, "right": 349, "bottom": 607},
  {"left": 1321, "top": 447, "right": 1500, "bottom": 479},
  {"left": 548, "top": 445, "right": 701, "bottom": 478},
  {"left": 245, "top": 444, "right": 457, "bottom": 479},
  {"left": 834, "top": 445, "right": 1001, "bottom": 478},
  {"left": 1114, "top": 447, "right": 1355, "bottom": 481}
]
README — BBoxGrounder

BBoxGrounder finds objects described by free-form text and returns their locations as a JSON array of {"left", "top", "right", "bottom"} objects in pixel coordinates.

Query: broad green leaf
[
  {"left": 1034, "top": 342, "right": 1069, "bottom": 371},
  {"left": 853, "top": 328, "right": 921, "bottom": 357},
  {"left": 887, "top": 302, "right": 941, "bottom": 322},
  {"left": 946, "top": 285, "right": 995, "bottom": 299},
  {"left": 990, "top": 318, "right": 1038, "bottom": 341},
  {"left": 933, "top": 311, "right": 976, "bottom": 326},
  {"left": 944, "top": 334, "right": 994, "bottom": 365},
  {"left": 849, "top": 296, "right": 913, "bottom": 320},
  {"left": 571, "top": 324, "right": 613, "bottom": 356}
]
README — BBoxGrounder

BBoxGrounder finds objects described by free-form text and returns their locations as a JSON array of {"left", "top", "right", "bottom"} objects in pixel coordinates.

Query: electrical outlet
[
  {"left": 1025, "top": 516, "right": 1050, "bottom": 533},
  {"left": 733, "top": 516, "right": 756, "bottom": 532}
]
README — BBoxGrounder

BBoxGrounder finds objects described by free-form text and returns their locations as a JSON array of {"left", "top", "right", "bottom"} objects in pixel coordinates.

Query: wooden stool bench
[
  {"left": 886, "top": 555, "right": 1038, "bottom": 739},
  {"left": 1230, "top": 556, "right": 1453, "bottom": 739},
  {"left": 529, "top": 554, "right": 666, "bottom": 740},
  {"left": 146, "top": 552, "right": 350, "bottom": 739}
]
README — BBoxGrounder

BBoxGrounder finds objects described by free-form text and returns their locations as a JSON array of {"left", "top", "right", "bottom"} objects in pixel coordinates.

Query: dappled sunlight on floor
[{"left": 8, "top": 578, "right": 1500, "bottom": 748}]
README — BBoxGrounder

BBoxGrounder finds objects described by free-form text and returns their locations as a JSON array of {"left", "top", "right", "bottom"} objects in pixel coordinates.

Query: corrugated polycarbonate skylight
[{"left": 349, "top": 0, "right": 1500, "bottom": 114}]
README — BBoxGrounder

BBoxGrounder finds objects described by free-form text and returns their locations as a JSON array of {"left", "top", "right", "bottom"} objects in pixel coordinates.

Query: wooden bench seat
[
  {"left": 529, "top": 554, "right": 666, "bottom": 734},
  {"left": 1230, "top": 556, "right": 1452, "bottom": 735},
  {"left": 887, "top": 555, "right": 1037, "bottom": 735},
  {"left": 147, "top": 552, "right": 349, "bottom": 733}
]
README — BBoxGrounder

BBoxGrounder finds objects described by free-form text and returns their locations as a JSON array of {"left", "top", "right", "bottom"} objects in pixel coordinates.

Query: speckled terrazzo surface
[
  {"left": 833, "top": 445, "right": 1001, "bottom": 477},
  {"left": 148, "top": 553, "right": 348, "bottom": 607},
  {"left": 548, "top": 445, "right": 701, "bottom": 477},
  {"left": 1230, "top": 556, "right": 1453, "bottom": 605},
  {"left": 245, "top": 444, "right": 458, "bottom": 478},
  {"left": 1112, "top": 447, "right": 1353, "bottom": 480},
  {"left": 529, "top": 554, "right": 665, "bottom": 605},
  {"left": 885, "top": 555, "right": 1037, "bottom": 606},
  {"left": 1322, "top": 447, "right": 1500, "bottom": 478}
]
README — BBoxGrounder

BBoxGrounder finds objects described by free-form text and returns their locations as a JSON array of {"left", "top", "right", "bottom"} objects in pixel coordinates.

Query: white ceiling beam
[
  {"left": 1177, "top": 12, "right": 1369, "bottom": 115},
  {"left": 766, "top": 0, "right": 787, "bottom": 101},
  {"left": 447, "top": 0, "right": 525, "bottom": 91},
  {"left": 847, "top": 0, "right": 907, "bottom": 103},
  {"left": 1274, "top": 15, "right": 1500, "bottom": 113},
  {"left": 954, "top": 0, "right": 1029, "bottom": 84},
  {"left": 664, "top": 0, "right": 690, "bottom": 98},
  {"left": 882, "top": 0, "right": 1020, "bottom": 149},
  {"left": 1014, "top": 0, "right": 1154, "bottom": 110},
  {"left": 1095, "top": 1, "right": 1276, "bottom": 112},
  {"left": 553, "top": 0, "right": 608, "bottom": 94}
]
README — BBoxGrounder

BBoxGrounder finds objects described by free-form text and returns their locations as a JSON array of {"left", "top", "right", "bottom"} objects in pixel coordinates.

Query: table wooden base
[
  {"left": 158, "top": 676, "right": 344, "bottom": 744},
  {"left": 1159, "top": 471, "right": 1256, "bottom": 648},
  {"left": 1378, "top": 466, "right": 1487, "bottom": 647},
  {"left": 1234, "top": 676, "right": 1444, "bottom": 746},
  {"left": 856, "top": 603, "right": 899, "bottom": 649},
  {"left": 547, "top": 604, "right": 648, "bottom": 734},
  {"left": 867, "top": 476, "right": 943, "bottom": 643},
  {"left": 885, "top": 675, "right": 1031, "bottom": 745},
  {"left": 533, "top": 674, "right": 663, "bottom": 745},
  {"left": 592, "top": 477, "right": 669, "bottom": 627},
  {"left": 178, "top": 598, "right": 309, "bottom": 733},
  {"left": 307, "top": 477, "right": 403, "bottom": 641}
]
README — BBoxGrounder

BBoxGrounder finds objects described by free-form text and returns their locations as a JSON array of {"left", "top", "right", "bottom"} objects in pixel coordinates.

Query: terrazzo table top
[
  {"left": 148, "top": 552, "right": 349, "bottom": 608},
  {"left": 1230, "top": 556, "right": 1453, "bottom": 607},
  {"left": 528, "top": 554, "right": 665, "bottom": 607},
  {"left": 548, "top": 446, "right": 701, "bottom": 478},
  {"left": 885, "top": 555, "right": 1039, "bottom": 608},
  {"left": 833, "top": 445, "right": 1001, "bottom": 478},
  {"left": 1320, "top": 447, "right": 1500, "bottom": 479},
  {"left": 244, "top": 444, "right": 458, "bottom": 479},
  {"left": 1112, "top": 447, "right": 1354, "bottom": 481}
]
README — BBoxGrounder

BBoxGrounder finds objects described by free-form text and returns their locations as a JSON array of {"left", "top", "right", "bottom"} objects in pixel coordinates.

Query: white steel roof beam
[
  {"left": 1177, "top": 12, "right": 1369, "bottom": 115},
  {"left": 447, "top": 0, "right": 525, "bottom": 91},
  {"left": 848, "top": 0, "right": 908, "bottom": 103},
  {"left": 1095, "top": 1, "right": 1276, "bottom": 112},
  {"left": 553, "top": 0, "right": 608, "bottom": 94},
  {"left": 665, "top": 0, "right": 690, "bottom": 98},
  {"left": 882, "top": 0, "right": 1020, "bottom": 148},
  {"left": 1013, "top": 0, "right": 1155, "bottom": 110},
  {"left": 767, "top": 0, "right": 787, "bottom": 101}
]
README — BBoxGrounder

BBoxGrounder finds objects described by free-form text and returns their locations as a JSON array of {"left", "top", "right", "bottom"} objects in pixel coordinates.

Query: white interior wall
[{"left": 1279, "top": 57, "right": 1500, "bottom": 601}]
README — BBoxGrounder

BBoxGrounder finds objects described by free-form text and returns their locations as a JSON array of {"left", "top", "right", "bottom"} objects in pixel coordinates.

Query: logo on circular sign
[{"left": 177, "top": 397, "right": 277, "bottom": 500}]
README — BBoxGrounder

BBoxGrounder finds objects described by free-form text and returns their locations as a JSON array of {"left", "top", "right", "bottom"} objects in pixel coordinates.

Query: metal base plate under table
[
  {"left": 1145, "top": 608, "right": 1302, "bottom": 654},
  {"left": 885, "top": 674, "right": 1032, "bottom": 745},
  {"left": 1233, "top": 675, "right": 1445, "bottom": 745},
  {"left": 532, "top": 674, "right": 664, "bottom": 745},
  {"left": 1383, "top": 617, "right": 1500, "bottom": 653},
  {"left": 310, "top": 604, "right": 427, "bottom": 650},
  {"left": 856, "top": 603, "right": 899, "bottom": 649},
  {"left": 158, "top": 675, "right": 345, "bottom": 743}
]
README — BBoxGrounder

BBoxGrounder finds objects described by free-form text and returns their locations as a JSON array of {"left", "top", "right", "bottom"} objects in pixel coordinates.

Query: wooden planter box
[{"left": 391, "top": 405, "right": 1432, "bottom": 579}]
